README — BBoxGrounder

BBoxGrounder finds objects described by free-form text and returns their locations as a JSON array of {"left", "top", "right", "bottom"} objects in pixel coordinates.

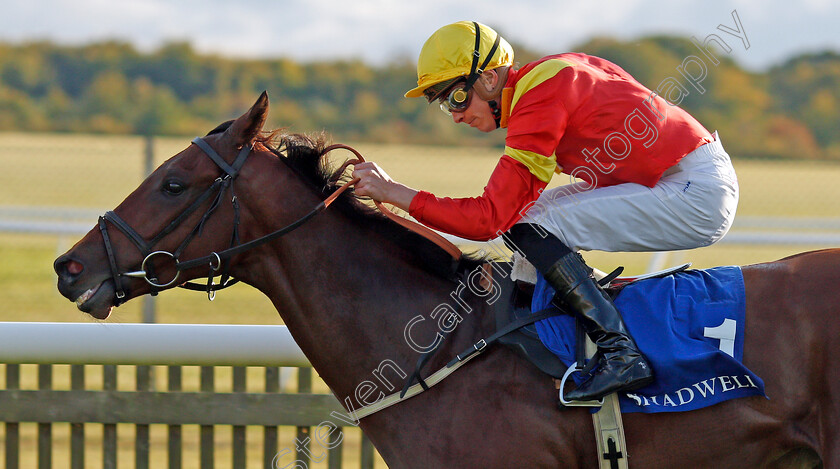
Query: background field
[{"left": 2, "top": 131, "right": 840, "bottom": 325}]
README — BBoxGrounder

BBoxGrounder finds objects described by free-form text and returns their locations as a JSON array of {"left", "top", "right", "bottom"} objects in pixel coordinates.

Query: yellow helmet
[{"left": 405, "top": 21, "right": 514, "bottom": 98}]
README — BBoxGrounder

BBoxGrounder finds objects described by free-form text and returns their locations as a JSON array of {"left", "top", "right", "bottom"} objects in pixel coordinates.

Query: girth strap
[
  {"left": 447, "top": 306, "right": 563, "bottom": 367},
  {"left": 363, "top": 306, "right": 565, "bottom": 419}
]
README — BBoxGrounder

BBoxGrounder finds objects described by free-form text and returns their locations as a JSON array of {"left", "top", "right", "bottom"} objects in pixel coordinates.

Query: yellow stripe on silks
[
  {"left": 510, "top": 58, "right": 574, "bottom": 111},
  {"left": 503, "top": 59, "right": 574, "bottom": 183},
  {"left": 505, "top": 146, "right": 557, "bottom": 183}
]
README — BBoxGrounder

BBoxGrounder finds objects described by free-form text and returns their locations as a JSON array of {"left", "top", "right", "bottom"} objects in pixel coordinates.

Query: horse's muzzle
[{"left": 54, "top": 254, "right": 116, "bottom": 319}]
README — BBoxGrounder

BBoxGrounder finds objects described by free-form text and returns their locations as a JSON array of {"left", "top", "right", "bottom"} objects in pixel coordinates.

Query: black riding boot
[{"left": 546, "top": 252, "right": 654, "bottom": 401}]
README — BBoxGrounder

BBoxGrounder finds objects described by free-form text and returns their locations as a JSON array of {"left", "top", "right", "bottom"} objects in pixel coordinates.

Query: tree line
[{"left": 0, "top": 38, "right": 838, "bottom": 159}]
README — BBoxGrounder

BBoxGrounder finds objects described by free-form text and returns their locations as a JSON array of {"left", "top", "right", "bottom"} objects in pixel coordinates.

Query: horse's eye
[{"left": 162, "top": 180, "right": 185, "bottom": 195}]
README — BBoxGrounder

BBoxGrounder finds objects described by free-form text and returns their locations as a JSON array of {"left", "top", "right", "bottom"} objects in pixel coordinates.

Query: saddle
[
  {"left": 485, "top": 258, "right": 691, "bottom": 381},
  {"left": 485, "top": 261, "right": 568, "bottom": 378}
]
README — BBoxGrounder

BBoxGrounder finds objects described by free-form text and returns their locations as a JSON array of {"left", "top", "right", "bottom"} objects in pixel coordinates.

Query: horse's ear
[{"left": 224, "top": 91, "right": 269, "bottom": 148}]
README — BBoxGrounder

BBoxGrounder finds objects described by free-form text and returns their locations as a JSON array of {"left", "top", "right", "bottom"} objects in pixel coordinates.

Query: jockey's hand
[{"left": 352, "top": 162, "right": 418, "bottom": 211}]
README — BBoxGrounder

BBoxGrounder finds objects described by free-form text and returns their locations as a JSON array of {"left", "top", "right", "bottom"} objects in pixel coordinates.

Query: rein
[
  {"left": 322, "top": 144, "right": 463, "bottom": 261},
  {"left": 98, "top": 138, "right": 462, "bottom": 304}
]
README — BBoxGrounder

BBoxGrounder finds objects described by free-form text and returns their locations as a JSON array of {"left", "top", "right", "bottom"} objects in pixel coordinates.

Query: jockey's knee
[{"left": 504, "top": 223, "right": 572, "bottom": 272}]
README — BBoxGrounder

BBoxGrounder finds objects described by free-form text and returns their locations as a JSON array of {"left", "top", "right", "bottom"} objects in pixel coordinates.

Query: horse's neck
[{"left": 234, "top": 208, "right": 467, "bottom": 400}]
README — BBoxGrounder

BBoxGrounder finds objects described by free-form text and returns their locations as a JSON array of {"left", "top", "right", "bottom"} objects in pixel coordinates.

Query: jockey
[{"left": 352, "top": 21, "right": 739, "bottom": 401}]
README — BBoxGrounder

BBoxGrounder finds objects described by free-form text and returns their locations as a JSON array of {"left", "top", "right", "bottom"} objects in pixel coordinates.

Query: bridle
[
  {"left": 98, "top": 135, "right": 461, "bottom": 305},
  {"left": 98, "top": 136, "right": 357, "bottom": 304},
  {"left": 97, "top": 133, "right": 488, "bottom": 421}
]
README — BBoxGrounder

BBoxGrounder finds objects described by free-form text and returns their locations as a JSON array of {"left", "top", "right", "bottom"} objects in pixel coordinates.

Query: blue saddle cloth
[{"left": 532, "top": 266, "right": 766, "bottom": 413}]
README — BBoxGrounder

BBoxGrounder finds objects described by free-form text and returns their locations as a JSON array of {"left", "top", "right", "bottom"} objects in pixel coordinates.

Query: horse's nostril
[
  {"left": 66, "top": 260, "right": 84, "bottom": 275},
  {"left": 55, "top": 256, "right": 84, "bottom": 278}
]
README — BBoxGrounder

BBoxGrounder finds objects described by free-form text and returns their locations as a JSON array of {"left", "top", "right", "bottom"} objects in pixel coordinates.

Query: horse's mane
[{"left": 207, "top": 122, "right": 485, "bottom": 280}]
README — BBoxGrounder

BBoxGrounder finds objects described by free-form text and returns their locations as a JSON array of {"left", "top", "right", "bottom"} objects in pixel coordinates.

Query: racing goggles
[{"left": 434, "top": 79, "right": 473, "bottom": 115}]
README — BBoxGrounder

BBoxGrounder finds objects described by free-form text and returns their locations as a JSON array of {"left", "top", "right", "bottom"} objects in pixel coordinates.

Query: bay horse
[{"left": 54, "top": 93, "right": 838, "bottom": 468}]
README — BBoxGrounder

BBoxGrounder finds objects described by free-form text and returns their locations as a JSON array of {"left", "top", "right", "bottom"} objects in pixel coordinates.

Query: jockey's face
[{"left": 450, "top": 95, "right": 496, "bottom": 133}]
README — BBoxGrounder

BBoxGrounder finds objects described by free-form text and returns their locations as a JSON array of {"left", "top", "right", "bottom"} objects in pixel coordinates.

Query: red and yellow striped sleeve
[{"left": 407, "top": 155, "right": 547, "bottom": 241}]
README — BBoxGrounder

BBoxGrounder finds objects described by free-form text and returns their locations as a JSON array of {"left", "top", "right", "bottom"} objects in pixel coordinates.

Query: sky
[{"left": 0, "top": 0, "right": 838, "bottom": 71}]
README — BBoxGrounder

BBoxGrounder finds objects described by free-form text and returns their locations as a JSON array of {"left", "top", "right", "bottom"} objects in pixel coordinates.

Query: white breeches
[{"left": 519, "top": 132, "right": 739, "bottom": 252}]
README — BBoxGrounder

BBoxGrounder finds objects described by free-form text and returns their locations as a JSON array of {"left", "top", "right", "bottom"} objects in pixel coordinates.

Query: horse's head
[{"left": 54, "top": 93, "right": 274, "bottom": 319}]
